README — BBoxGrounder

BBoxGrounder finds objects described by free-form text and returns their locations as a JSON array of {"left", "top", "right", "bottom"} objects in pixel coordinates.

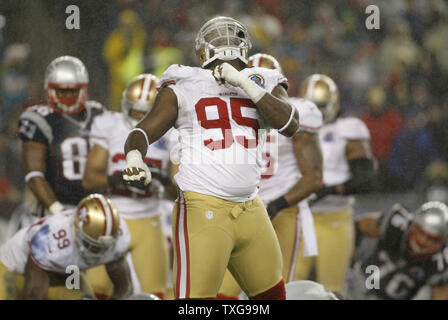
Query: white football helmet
[
  {"left": 45, "top": 56, "right": 89, "bottom": 114},
  {"left": 195, "top": 16, "right": 252, "bottom": 68},
  {"left": 286, "top": 280, "right": 340, "bottom": 300},
  {"left": 121, "top": 74, "right": 159, "bottom": 128}
]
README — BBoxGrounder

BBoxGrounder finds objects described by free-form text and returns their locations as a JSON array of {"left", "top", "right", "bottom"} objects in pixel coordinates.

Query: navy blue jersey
[
  {"left": 361, "top": 204, "right": 448, "bottom": 299},
  {"left": 18, "top": 102, "right": 105, "bottom": 205}
]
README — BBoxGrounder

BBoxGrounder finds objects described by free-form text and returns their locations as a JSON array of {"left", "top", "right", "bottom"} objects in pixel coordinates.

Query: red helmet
[{"left": 45, "top": 56, "right": 89, "bottom": 114}]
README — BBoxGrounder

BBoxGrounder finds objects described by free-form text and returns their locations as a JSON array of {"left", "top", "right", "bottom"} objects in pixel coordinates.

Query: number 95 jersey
[
  {"left": 18, "top": 102, "right": 105, "bottom": 206},
  {"left": 157, "top": 64, "right": 288, "bottom": 202}
]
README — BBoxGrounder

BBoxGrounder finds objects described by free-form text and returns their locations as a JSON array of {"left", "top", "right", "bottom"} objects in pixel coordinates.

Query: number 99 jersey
[
  {"left": 18, "top": 101, "right": 105, "bottom": 206},
  {"left": 0, "top": 210, "right": 130, "bottom": 274},
  {"left": 157, "top": 64, "right": 288, "bottom": 202}
]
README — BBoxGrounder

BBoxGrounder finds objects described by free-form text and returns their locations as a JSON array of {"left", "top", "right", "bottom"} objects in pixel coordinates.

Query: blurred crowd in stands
[{"left": 0, "top": 0, "right": 448, "bottom": 217}]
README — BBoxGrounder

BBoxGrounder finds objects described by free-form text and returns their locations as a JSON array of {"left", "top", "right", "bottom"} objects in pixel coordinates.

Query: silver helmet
[
  {"left": 414, "top": 201, "right": 448, "bottom": 237},
  {"left": 195, "top": 16, "right": 252, "bottom": 68},
  {"left": 121, "top": 74, "right": 159, "bottom": 128},
  {"left": 45, "top": 56, "right": 89, "bottom": 114}
]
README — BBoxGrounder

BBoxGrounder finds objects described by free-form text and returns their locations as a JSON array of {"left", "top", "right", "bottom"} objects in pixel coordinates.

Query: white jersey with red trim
[
  {"left": 0, "top": 210, "right": 130, "bottom": 274},
  {"left": 310, "top": 117, "right": 371, "bottom": 213},
  {"left": 89, "top": 111, "right": 175, "bottom": 219},
  {"left": 258, "top": 98, "right": 323, "bottom": 204},
  {"left": 157, "top": 64, "right": 288, "bottom": 202}
]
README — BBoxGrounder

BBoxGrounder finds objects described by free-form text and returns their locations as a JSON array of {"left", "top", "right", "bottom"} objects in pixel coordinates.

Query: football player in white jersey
[
  {"left": 122, "top": 16, "right": 300, "bottom": 300},
  {"left": 295, "top": 74, "right": 375, "bottom": 293},
  {"left": 218, "top": 53, "right": 324, "bottom": 299},
  {"left": 0, "top": 194, "right": 132, "bottom": 300},
  {"left": 82, "top": 74, "right": 175, "bottom": 299}
]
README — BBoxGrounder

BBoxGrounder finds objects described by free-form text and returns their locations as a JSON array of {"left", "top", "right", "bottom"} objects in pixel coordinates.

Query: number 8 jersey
[
  {"left": 18, "top": 101, "right": 105, "bottom": 206},
  {"left": 157, "top": 64, "right": 288, "bottom": 202}
]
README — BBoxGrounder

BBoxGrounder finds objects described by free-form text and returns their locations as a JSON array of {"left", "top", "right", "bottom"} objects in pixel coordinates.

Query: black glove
[
  {"left": 108, "top": 173, "right": 149, "bottom": 194},
  {"left": 266, "top": 196, "right": 289, "bottom": 220},
  {"left": 308, "top": 186, "right": 338, "bottom": 206},
  {"left": 147, "top": 166, "right": 172, "bottom": 186}
]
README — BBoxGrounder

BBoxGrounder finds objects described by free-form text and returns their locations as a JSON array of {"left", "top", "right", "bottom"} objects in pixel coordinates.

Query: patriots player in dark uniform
[
  {"left": 17, "top": 56, "right": 105, "bottom": 221},
  {"left": 350, "top": 201, "right": 448, "bottom": 299}
]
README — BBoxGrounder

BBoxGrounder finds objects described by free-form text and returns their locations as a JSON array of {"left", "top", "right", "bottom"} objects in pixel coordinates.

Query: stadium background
[{"left": 0, "top": 0, "right": 447, "bottom": 257}]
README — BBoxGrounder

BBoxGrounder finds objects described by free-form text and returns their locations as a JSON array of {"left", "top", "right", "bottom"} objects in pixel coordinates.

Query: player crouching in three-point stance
[
  {"left": 123, "top": 16, "right": 299, "bottom": 299},
  {"left": 0, "top": 194, "right": 132, "bottom": 300},
  {"left": 351, "top": 201, "right": 448, "bottom": 300}
]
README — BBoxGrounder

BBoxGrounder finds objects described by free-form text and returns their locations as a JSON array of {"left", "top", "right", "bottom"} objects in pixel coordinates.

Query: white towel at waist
[{"left": 298, "top": 200, "right": 318, "bottom": 257}]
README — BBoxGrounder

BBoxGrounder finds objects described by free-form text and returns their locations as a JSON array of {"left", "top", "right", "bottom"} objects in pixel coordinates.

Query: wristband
[
  {"left": 267, "top": 196, "right": 289, "bottom": 220},
  {"left": 126, "top": 149, "right": 143, "bottom": 163},
  {"left": 25, "top": 171, "right": 45, "bottom": 183},
  {"left": 278, "top": 106, "right": 296, "bottom": 133},
  {"left": 49, "top": 201, "right": 65, "bottom": 215}
]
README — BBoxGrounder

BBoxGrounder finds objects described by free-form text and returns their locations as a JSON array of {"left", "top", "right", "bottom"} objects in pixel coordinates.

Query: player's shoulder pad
[
  {"left": 19, "top": 105, "right": 54, "bottom": 143},
  {"left": 91, "top": 110, "right": 120, "bottom": 132},
  {"left": 290, "top": 98, "right": 323, "bottom": 133},
  {"left": 29, "top": 222, "right": 57, "bottom": 272},
  {"left": 379, "top": 203, "right": 413, "bottom": 236},
  {"left": 243, "top": 66, "right": 288, "bottom": 91},
  {"left": 336, "top": 117, "right": 370, "bottom": 140},
  {"left": 157, "top": 64, "right": 198, "bottom": 90}
]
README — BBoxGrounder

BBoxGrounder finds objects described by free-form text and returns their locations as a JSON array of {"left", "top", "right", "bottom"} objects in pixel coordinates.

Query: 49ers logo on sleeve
[{"left": 195, "top": 97, "right": 260, "bottom": 150}]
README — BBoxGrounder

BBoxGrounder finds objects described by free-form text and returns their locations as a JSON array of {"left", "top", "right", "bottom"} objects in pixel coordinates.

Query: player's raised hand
[
  {"left": 122, "top": 150, "right": 152, "bottom": 186},
  {"left": 212, "top": 62, "right": 266, "bottom": 104},
  {"left": 212, "top": 62, "right": 245, "bottom": 87}
]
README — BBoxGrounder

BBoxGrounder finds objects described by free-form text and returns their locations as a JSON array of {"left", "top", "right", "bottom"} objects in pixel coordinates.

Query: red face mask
[
  {"left": 46, "top": 83, "right": 88, "bottom": 114},
  {"left": 406, "top": 223, "right": 445, "bottom": 260}
]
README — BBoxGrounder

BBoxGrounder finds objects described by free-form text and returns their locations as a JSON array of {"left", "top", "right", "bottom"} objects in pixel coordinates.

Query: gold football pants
[
  {"left": 172, "top": 191, "right": 283, "bottom": 299},
  {"left": 219, "top": 206, "right": 354, "bottom": 296},
  {"left": 293, "top": 208, "right": 354, "bottom": 292}
]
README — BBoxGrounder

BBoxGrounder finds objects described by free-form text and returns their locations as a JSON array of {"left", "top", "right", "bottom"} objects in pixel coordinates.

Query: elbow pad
[{"left": 343, "top": 158, "right": 375, "bottom": 195}]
